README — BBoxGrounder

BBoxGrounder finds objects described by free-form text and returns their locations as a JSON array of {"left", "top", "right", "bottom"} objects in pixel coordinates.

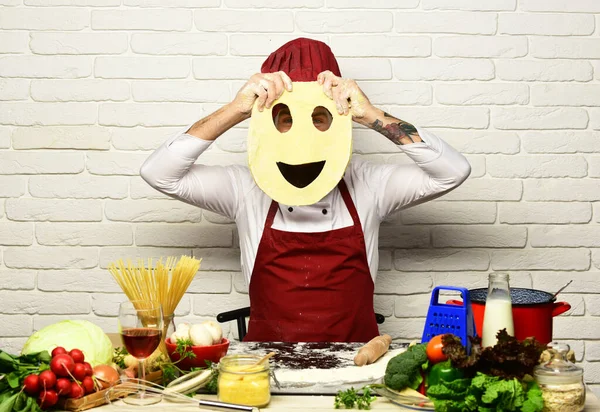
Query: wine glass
[{"left": 118, "top": 300, "right": 163, "bottom": 406}]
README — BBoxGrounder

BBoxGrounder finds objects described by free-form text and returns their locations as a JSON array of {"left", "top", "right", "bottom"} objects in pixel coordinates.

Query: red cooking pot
[{"left": 447, "top": 288, "right": 570, "bottom": 345}]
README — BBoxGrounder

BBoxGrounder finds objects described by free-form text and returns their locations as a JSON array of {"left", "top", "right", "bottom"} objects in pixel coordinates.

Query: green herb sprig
[
  {"left": 174, "top": 339, "right": 197, "bottom": 360},
  {"left": 199, "top": 360, "right": 218, "bottom": 394},
  {"left": 161, "top": 340, "right": 220, "bottom": 395},
  {"left": 112, "top": 346, "right": 128, "bottom": 370},
  {"left": 334, "top": 386, "right": 376, "bottom": 410}
]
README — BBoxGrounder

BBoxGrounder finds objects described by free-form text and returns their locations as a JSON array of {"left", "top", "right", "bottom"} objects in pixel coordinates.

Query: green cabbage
[{"left": 21, "top": 320, "right": 113, "bottom": 367}]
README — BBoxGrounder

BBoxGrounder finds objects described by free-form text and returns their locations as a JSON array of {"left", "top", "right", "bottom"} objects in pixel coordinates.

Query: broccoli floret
[{"left": 384, "top": 343, "right": 428, "bottom": 390}]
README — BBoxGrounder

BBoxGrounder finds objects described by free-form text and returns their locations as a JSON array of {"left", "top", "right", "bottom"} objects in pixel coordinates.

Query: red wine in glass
[
  {"left": 121, "top": 328, "right": 162, "bottom": 359},
  {"left": 118, "top": 300, "right": 163, "bottom": 406}
]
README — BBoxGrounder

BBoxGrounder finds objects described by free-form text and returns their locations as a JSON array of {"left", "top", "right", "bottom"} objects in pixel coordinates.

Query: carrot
[{"left": 353, "top": 334, "right": 392, "bottom": 366}]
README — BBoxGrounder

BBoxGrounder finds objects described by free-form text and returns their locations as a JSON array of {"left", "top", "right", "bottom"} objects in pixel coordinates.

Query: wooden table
[
  {"left": 101, "top": 336, "right": 600, "bottom": 410},
  {"left": 96, "top": 391, "right": 600, "bottom": 411}
]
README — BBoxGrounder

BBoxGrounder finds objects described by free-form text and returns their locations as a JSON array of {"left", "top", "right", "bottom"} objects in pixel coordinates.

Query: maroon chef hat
[{"left": 261, "top": 38, "right": 341, "bottom": 82}]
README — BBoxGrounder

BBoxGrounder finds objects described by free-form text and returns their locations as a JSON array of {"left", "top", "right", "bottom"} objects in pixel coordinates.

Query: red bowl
[{"left": 165, "top": 337, "right": 229, "bottom": 370}]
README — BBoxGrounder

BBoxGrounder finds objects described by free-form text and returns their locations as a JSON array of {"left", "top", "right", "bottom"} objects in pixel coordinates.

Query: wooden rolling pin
[{"left": 353, "top": 334, "right": 393, "bottom": 366}]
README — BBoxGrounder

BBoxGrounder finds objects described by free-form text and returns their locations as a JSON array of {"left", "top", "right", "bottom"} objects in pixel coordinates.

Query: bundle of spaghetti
[{"left": 108, "top": 255, "right": 202, "bottom": 355}]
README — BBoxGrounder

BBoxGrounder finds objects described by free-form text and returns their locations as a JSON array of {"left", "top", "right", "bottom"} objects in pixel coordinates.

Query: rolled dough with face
[{"left": 248, "top": 82, "right": 353, "bottom": 206}]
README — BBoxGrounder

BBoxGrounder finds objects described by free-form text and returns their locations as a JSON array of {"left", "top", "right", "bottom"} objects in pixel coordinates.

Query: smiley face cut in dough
[{"left": 248, "top": 81, "right": 353, "bottom": 206}]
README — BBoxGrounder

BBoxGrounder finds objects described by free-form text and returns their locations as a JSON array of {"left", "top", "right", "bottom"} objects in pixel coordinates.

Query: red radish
[
  {"left": 51, "top": 347, "right": 67, "bottom": 357},
  {"left": 72, "top": 363, "right": 86, "bottom": 381},
  {"left": 55, "top": 378, "right": 71, "bottom": 396},
  {"left": 23, "top": 374, "right": 41, "bottom": 396},
  {"left": 82, "top": 376, "right": 94, "bottom": 394},
  {"left": 38, "top": 389, "right": 58, "bottom": 409},
  {"left": 69, "top": 382, "right": 84, "bottom": 399},
  {"left": 83, "top": 362, "right": 93, "bottom": 376},
  {"left": 50, "top": 354, "right": 75, "bottom": 377},
  {"left": 39, "top": 370, "right": 57, "bottom": 389},
  {"left": 69, "top": 349, "right": 85, "bottom": 363}
]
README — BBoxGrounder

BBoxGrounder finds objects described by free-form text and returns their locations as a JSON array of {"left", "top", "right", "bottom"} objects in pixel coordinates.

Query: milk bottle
[{"left": 481, "top": 272, "right": 515, "bottom": 347}]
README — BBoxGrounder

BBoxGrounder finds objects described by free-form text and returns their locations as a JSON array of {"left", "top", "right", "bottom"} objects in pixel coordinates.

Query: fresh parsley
[
  {"left": 334, "top": 386, "right": 376, "bottom": 410},
  {"left": 175, "top": 339, "right": 197, "bottom": 360},
  {"left": 161, "top": 344, "right": 218, "bottom": 394},
  {"left": 189, "top": 361, "right": 219, "bottom": 394},
  {"left": 113, "top": 346, "right": 128, "bottom": 370},
  {"left": 160, "top": 339, "right": 199, "bottom": 385},
  {"left": 161, "top": 362, "right": 178, "bottom": 385}
]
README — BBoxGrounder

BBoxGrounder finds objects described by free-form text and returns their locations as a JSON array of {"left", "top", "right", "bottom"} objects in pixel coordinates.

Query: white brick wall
[{"left": 2, "top": 0, "right": 600, "bottom": 391}]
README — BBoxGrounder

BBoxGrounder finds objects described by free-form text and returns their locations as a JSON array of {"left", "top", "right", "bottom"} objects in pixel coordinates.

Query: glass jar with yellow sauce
[{"left": 217, "top": 354, "right": 271, "bottom": 407}]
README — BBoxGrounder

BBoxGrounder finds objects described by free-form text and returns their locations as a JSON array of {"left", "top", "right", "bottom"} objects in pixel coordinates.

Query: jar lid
[
  {"left": 534, "top": 342, "right": 583, "bottom": 385},
  {"left": 218, "top": 354, "right": 270, "bottom": 374}
]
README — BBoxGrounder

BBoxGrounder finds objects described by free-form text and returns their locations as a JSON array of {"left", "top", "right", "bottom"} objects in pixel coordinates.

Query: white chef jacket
[{"left": 140, "top": 127, "right": 471, "bottom": 285}]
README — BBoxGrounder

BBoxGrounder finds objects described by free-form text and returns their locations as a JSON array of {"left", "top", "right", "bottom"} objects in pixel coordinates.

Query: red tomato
[{"left": 426, "top": 334, "right": 448, "bottom": 364}]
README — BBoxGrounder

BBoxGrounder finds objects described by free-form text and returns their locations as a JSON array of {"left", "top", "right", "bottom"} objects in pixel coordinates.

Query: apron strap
[
  {"left": 264, "top": 198, "right": 279, "bottom": 229},
  {"left": 337, "top": 179, "right": 360, "bottom": 227}
]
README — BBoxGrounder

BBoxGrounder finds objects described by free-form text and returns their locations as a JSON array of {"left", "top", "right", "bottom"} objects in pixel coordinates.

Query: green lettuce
[
  {"left": 426, "top": 377, "right": 471, "bottom": 412},
  {"left": 522, "top": 382, "right": 544, "bottom": 412},
  {"left": 21, "top": 320, "right": 113, "bottom": 366},
  {"left": 428, "top": 373, "right": 544, "bottom": 412}
]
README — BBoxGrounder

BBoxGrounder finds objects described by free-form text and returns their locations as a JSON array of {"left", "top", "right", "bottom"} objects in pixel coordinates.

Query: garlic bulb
[
  {"left": 170, "top": 323, "right": 191, "bottom": 342},
  {"left": 202, "top": 320, "right": 223, "bottom": 344},
  {"left": 176, "top": 322, "right": 191, "bottom": 334},
  {"left": 189, "top": 324, "right": 213, "bottom": 347}
]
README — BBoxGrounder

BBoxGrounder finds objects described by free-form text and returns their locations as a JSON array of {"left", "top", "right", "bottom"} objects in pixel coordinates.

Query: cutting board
[
  {"left": 108, "top": 333, "right": 407, "bottom": 394},
  {"left": 227, "top": 341, "right": 408, "bottom": 395}
]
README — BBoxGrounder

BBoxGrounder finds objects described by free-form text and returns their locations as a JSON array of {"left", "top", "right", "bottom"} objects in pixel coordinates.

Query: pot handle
[{"left": 552, "top": 302, "right": 571, "bottom": 317}]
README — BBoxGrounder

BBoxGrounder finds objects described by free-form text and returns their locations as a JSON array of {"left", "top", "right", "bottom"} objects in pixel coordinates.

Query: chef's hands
[
  {"left": 232, "top": 70, "right": 375, "bottom": 123},
  {"left": 232, "top": 72, "right": 293, "bottom": 118},
  {"left": 317, "top": 71, "right": 375, "bottom": 122}
]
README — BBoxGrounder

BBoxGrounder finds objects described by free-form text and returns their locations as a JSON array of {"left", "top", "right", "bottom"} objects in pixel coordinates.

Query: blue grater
[{"left": 421, "top": 286, "right": 477, "bottom": 352}]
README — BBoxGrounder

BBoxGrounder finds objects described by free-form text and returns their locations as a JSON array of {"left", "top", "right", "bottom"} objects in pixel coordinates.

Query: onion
[{"left": 93, "top": 364, "right": 119, "bottom": 390}]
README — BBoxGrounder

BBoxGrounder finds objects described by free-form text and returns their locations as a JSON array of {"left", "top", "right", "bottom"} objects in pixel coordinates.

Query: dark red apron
[{"left": 244, "top": 179, "right": 379, "bottom": 342}]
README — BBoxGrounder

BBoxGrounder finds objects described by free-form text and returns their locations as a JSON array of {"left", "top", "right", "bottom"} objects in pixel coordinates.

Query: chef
[{"left": 140, "top": 38, "right": 471, "bottom": 343}]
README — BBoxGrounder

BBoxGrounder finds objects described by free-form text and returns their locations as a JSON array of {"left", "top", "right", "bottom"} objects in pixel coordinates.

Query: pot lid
[
  {"left": 469, "top": 287, "right": 554, "bottom": 305},
  {"left": 534, "top": 342, "right": 583, "bottom": 385}
]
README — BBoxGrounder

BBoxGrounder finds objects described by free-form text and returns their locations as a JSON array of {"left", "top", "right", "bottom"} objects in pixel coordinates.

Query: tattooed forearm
[
  {"left": 185, "top": 103, "right": 246, "bottom": 141},
  {"left": 369, "top": 113, "right": 421, "bottom": 145}
]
